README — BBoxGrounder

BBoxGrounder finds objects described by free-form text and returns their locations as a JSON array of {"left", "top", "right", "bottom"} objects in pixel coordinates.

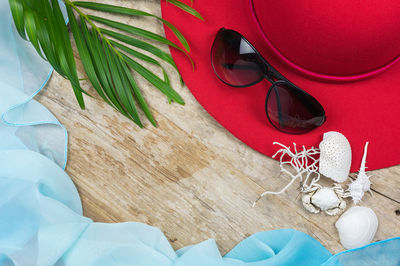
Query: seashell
[
  {"left": 347, "top": 142, "right": 372, "bottom": 204},
  {"left": 335, "top": 206, "right": 378, "bottom": 249},
  {"left": 319, "top": 132, "right": 352, "bottom": 183},
  {"left": 311, "top": 187, "right": 340, "bottom": 211},
  {"left": 347, "top": 181, "right": 364, "bottom": 204}
]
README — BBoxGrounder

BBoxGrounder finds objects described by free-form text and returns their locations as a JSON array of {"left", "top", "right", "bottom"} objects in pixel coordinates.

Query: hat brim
[{"left": 161, "top": 0, "right": 400, "bottom": 171}]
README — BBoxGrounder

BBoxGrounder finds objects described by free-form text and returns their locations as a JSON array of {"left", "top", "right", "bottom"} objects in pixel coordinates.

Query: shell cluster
[
  {"left": 335, "top": 206, "right": 378, "bottom": 249},
  {"left": 257, "top": 131, "right": 379, "bottom": 250}
]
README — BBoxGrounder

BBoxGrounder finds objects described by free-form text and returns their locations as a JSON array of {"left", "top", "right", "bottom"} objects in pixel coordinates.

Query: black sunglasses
[{"left": 211, "top": 28, "right": 326, "bottom": 134}]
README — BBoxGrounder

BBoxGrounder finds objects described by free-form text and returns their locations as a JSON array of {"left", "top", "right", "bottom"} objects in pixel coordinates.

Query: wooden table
[{"left": 36, "top": 0, "right": 400, "bottom": 255}]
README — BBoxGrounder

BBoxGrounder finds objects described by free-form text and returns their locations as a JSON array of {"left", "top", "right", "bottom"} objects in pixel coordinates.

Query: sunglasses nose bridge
[
  {"left": 265, "top": 74, "right": 274, "bottom": 84},
  {"left": 265, "top": 70, "right": 282, "bottom": 84}
]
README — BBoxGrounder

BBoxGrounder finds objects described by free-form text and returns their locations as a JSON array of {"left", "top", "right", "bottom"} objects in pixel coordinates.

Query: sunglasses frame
[{"left": 211, "top": 28, "right": 326, "bottom": 134}]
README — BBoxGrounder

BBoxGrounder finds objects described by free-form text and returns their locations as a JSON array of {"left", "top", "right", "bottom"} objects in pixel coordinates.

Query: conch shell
[
  {"left": 347, "top": 142, "right": 372, "bottom": 204},
  {"left": 319, "top": 132, "right": 352, "bottom": 183},
  {"left": 335, "top": 206, "right": 378, "bottom": 249}
]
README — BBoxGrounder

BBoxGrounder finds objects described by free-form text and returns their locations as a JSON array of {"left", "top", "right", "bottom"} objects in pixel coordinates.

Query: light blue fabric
[
  {"left": 322, "top": 237, "right": 400, "bottom": 266},
  {"left": 0, "top": 150, "right": 330, "bottom": 265},
  {"left": 0, "top": 0, "right": 398, "bottom": 265},
  {"left": 0, "top": 0, "right": 67, "bottom": 169}
]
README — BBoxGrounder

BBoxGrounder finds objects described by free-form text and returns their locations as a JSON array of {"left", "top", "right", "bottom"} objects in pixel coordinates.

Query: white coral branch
[{"left": 253, "top": 142, "right": 321, "bottom": 207}]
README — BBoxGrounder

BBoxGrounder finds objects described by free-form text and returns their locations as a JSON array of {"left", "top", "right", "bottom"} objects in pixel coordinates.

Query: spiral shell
[
  {"left": 335, "top": 206, "right": 378, "bottom": 249},
  {"left": 347, "top": 142, "right": 372, "bottom": 204}
]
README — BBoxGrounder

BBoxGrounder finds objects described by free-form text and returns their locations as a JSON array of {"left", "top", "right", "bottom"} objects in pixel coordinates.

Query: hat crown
[{"left": 253, "top": 0, "right": 400, "bottom": 78}]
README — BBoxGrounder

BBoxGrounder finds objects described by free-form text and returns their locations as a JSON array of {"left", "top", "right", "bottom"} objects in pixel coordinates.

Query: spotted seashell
[{"left": 319, "top": 132, "right": 352, "bottom": 183}]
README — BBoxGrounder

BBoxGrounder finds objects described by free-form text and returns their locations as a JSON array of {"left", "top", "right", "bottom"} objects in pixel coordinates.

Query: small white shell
[
  {"left": 319, "top": 132, "right": 352, "bottom": 183},
  {"left": 335, "top": 206, "right": 378, "bottom": 249},
  {"left": 347, "top": 181, "right": 365, "bottom": 204},
  {"left": 311, "top": 188, "right": 340, "bottom": 211}
]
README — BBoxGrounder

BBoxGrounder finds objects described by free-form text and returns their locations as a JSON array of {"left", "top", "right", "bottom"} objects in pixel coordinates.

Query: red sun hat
[{"left": 161, "top": 0, "right": 400, "bottom": 171}]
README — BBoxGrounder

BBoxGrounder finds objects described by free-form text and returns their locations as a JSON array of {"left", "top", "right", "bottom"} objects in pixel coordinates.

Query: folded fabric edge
[
  {"left": 322, "top": 237, "right": 400, "bottom": 265},
  {"left": 0, "top": 68, "right": 69, "bottom": 170}
]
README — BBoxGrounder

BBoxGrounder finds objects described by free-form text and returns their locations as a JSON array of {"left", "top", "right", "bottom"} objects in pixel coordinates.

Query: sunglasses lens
[
  {"left": 266, "top": 82, "right": 325, "bottom": 134},
  {"left": 211, "top": 30, "right": 266, "bottom": 86}
]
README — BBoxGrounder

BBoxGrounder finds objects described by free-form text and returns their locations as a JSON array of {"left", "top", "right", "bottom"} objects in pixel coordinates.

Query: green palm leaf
[
  {"left": 73, "top": 1, "right": 191, "bottom": 53},
  {"left": 8, "top": 0, "right": 202, "bottom": 127},
  {"left": 10, "top": 0, "right": 86, "bottom": 108},
  {"left": 9, "top": 0, "right": 26, "bottom": 39},
  {"left": 88, "top": 15, "right": 191, "bottom": 59},
  {"left": 100, "top": 28, "right": 184, "bottom": 73},
  {"left": 166, "top": 0, "right": 204, "bottom": 21}
]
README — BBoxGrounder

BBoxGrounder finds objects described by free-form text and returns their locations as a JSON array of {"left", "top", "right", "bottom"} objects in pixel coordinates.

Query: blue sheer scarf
[{"left": 0, "top": 1, "right": 398, "bottom": 265}]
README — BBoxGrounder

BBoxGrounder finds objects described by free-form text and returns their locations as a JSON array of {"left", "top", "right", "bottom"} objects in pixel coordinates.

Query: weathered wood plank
[{"left": 34, "top": 0, "right": 400, "bottom": 256}]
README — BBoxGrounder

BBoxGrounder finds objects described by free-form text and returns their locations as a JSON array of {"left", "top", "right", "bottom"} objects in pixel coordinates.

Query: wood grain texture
[{"left": 35, "top": 0, "right": 400, "bottom": 255}]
